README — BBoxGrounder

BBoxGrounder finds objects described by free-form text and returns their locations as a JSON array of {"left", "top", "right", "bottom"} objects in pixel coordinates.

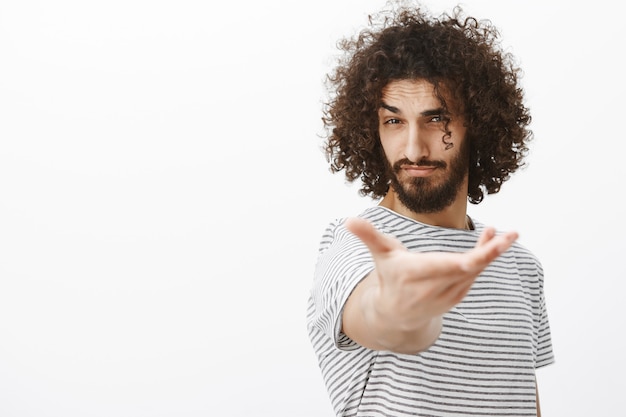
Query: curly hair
[{"left": 321, "top": 1, "right": 532, "bottom": 204}]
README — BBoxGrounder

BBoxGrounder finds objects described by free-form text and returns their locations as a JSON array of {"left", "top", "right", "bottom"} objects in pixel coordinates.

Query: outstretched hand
[{"left": 342, "top": 217, "right": 519, "bottom": 352}]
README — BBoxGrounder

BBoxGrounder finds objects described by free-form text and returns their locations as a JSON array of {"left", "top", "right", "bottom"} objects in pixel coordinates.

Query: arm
[
  {"left": 536, "top": 379, "right": 542, "bottom": 417},
  {"left": 341, "top": 217, "right": 518, "bottom": 354}
]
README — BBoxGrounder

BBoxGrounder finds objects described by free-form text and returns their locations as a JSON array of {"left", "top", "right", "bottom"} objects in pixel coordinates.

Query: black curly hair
[{"left": 321, "top": 0, "right": 532, "bottom": 204}]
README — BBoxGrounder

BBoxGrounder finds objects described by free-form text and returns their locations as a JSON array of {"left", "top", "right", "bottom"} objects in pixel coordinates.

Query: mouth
[{"left": 401, "top": 164, "right": 438, "bottom": 177}]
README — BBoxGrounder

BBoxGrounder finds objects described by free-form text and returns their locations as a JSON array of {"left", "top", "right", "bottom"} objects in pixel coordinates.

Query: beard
[{"left": 386, "top": 141, "right": 469, "bottom": 214}]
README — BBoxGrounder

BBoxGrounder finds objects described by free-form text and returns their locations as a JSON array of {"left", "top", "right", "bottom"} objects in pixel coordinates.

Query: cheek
[
  {"left": 378, "top": 131, "right": 400, "bottom": 157},
  {"left": 450, "top": 125, "right": 467, "bottom": 143},
  {"left": 379, "top": 139, "right": 396, "bottom": 164}
]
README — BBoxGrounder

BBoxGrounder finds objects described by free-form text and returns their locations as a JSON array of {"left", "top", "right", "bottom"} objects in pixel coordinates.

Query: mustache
[{"left": 392, "top": 158, "right": 447, "bottom": 172}]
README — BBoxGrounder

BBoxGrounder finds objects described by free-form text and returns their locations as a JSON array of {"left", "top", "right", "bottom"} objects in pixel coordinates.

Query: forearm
[
  {"left": 536, "top": 381, "right": 541, "bottom": 417},
  {"left": 343, "top": 273, "right": 443, "bottom": 354}
]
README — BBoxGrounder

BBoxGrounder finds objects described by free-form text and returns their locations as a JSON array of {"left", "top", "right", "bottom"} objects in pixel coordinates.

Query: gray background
[{"left": 1, "top": 0, "right": 623, "bottom": 415}]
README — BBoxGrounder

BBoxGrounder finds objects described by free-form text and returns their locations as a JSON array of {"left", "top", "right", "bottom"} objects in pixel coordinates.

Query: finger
[
  {"left": 443, "top": 278, "right": 476, "bottom": 306},
  {"left": 476, "top": 227, "right": 496, "bottom": 247},
  {"left": 462, "top": 230, "right": 519, "bottom": 272},
  {"left": 344, "top": 217, "right": 402, "bottom": 255},
  {"left": 494, "top": 231, "right": 519, "bottom": 253},
  {"left": 476, "top": 227, "right": 518, "bottom": 252}
]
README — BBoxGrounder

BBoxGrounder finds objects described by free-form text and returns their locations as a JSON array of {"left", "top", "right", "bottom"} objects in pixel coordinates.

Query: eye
[
  {"left": 383, "top": 118, "right": 402, "bottom": 125},
  {"left": 428, "top": 114, "right": 451, "bottom": 124},
  {"left": 428, "top": 115, "right": 445, "bottom": 123}
]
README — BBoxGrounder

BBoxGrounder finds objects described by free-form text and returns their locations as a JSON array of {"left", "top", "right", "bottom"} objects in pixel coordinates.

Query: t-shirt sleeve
[
  {"left": 308, "top": 219, "right": 374, "bottom": 350},
  {"left": 534, "top": 261, "right": 556, "bottom": 368}
]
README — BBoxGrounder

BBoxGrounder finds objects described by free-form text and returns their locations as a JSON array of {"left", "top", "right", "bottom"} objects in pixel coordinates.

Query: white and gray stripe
[{"left": 307, "top": 206, "right": 555, "bottom": 417}]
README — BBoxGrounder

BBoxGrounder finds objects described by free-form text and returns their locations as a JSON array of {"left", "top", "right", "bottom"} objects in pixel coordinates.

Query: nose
[{"left": 404, "top": 124, "right": 429, "bottom": 163}]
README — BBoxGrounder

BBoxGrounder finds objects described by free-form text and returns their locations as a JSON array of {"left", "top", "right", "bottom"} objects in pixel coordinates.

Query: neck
[{"left": 379, "top": 188, "right": 470, "bottom": 230}]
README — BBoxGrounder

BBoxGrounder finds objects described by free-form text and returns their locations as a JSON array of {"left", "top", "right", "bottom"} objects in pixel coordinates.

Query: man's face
[{"left": 378, "top": 79, "right": 469, "bottom": 214}]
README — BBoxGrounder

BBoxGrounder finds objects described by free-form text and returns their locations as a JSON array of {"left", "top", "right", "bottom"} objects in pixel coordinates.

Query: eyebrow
[
  {"left": 380, "top": 103, "right": 400, "bottom": 113},
  {"left": 380, "top": 102, "right": 446, "bottom": 117}
]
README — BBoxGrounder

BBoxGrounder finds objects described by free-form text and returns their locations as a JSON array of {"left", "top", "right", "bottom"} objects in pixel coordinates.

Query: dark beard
[{"left": 386, "top": 142, "right": 469, "bottom": 214}]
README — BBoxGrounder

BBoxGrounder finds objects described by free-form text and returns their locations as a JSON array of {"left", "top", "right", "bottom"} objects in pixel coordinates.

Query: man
[{"left": 306, "top": 2, "right": 555, "bottom": 416}]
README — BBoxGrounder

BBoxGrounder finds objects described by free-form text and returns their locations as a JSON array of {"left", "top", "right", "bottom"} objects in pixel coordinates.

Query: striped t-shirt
[{"left": 306, "top": 206, "right": 555, "bottom": 417}]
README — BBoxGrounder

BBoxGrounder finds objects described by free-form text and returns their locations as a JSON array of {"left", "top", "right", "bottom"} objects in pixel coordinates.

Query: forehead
[
  {"left": 380, "top": 79, "right": 452, "bottom": 110},
  {"left": 382, "top": 79, "right": 436, "bottom": 99}
]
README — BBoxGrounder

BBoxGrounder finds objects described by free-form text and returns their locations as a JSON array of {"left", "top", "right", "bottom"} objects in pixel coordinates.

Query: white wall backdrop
[{"left": 1, "top": 0, "right": 624, "bottom": 416}]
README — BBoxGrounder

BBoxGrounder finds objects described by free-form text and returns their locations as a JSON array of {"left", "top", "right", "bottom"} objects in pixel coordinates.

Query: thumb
[{"left": 344, "top": 217, "right": 401, "bottom": 256}]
